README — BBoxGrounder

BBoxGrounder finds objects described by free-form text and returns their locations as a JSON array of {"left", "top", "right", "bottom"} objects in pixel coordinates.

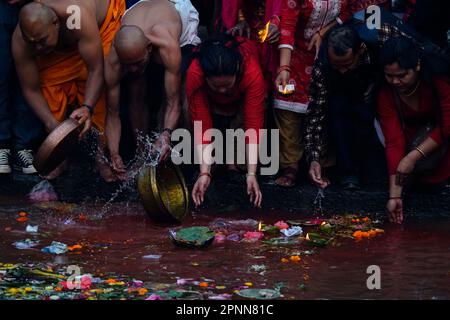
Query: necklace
[{"left": 403, "top": 79, "right": 421, "bottom": 97}]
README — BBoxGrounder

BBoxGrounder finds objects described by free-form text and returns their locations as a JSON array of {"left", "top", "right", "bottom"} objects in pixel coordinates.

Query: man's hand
[
  {"left": 247, "top": 175, "right": 262, "bottom": 208},
  {"left": 267, "top": 23, "right": 280, "bottom": 43},
  {"left": 154, "top": 131, "right": 171, "bottom": 163},
  {"left": 229, "top": 20, "right": 251, "bottom": 38},
  {"left": 70, "top": 106, "right": 92, "bottom": 138},
  {"left": 309, "top": 161, "right": 330, "bottom": 189},
  {"left": 110, "top": 153, "right": 127, "bottom": 181},
  {"left": 387, "top": 198, "right": 403, "bottom": 224},
  {"left": 395, "top": 155, "right": 416, "bottom": 186},
  {"left": 307, "top": 32, "right": 323, "bottom": 60},
  {"left": 192, "top": 175, "right": 211, "bottom": 207}
]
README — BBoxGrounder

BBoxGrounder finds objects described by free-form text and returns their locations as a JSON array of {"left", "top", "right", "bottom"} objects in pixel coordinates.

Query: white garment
[
  {"left": 127, "top": 0, "right": 201, "bottom": 47},
  {"left": 169, "top": 0, "right": 201, "bottom": 47}
]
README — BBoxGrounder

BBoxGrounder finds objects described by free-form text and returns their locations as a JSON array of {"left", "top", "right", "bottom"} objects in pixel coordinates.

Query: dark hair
[
  {"left": 198, "top": 34, "right": 243, "bottom": 78},
  {"left": 328, "top": 25, "right": 361, "bottom": 56},
  {"left": 380, "top": 36, "right": 421, "bottom": 70}
]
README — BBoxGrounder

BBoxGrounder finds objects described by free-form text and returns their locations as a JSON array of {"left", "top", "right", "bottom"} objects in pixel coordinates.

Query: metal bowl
[
  {"left": 34, "top": 119, "right": 81, "bottom": 175},
  {"left": 137, "top": 161, "right": 189, "bottom": 223}
]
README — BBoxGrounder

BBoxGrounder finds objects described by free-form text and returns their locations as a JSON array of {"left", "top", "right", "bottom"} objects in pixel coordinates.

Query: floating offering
[
  {"left": 237, "top": 288, "right": 281, "bottom": 300},
  {"left": 169, "top": 226, "right": 215, "bottom": 248}
]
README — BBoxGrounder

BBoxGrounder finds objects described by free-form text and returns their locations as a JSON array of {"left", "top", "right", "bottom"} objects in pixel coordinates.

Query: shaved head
[
  {"left": 19, "top": 2, "right": 59, "bottom": 54},
  {"left": 114, "top": 25, "right": 152, "bottom": 74},
  {"left": 19, "top": 2, "right": 57, "bottom": 35},
  {"left": 115, "top": 25, "right": 151, "bottom": 60}
]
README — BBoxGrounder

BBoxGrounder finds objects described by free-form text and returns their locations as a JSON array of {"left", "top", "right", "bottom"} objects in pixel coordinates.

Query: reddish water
[{"left": 1, "top": 197, "right": 449, "bottom": 300}]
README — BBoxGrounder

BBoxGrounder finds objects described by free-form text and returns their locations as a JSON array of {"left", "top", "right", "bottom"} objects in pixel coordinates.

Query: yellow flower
[{"left": 244, "top": 282, "right": 253, "bottom": 286}]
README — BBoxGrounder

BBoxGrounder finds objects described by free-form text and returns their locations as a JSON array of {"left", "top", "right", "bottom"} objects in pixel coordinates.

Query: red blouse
[
  {"left": 279, "top": 0, "right": 352, "bottom": 51},
  {"left": 378, "top": 77, "right": 450, "bottom": 183},
  {"left": 186, "top": 39, "right": 265, "bottom": 145}
]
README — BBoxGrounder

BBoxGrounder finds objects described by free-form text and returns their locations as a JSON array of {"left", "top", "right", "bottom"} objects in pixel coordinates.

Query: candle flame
[
  {"left": 321, "top": 221, "right": 326, "bottom": 226},
  {"left": 258, "top": 221, "right": 262, "bottom": 232},
  {"left": 258, "top": 21, "right": 270, "bottom": 43},
  {"left": 306, "top": 233, "right": 310, "bottom": 241}
]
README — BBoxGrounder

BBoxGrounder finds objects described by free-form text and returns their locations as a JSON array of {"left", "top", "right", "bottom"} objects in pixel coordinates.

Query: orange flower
[
  {"left": 199, "top": 282, "right": 208, "bottom": 288},
  {"left": 54, "top": 287, "right": 62, "bottom": 292},
  {"left": 16, "top": 217, "right": 28, "bottom": 222},
  {"left": 368, "top": 230, "right": 377, "bottom": 237},
  {"left": 353, "top": 231, "right": 363, "bottom": 238},
  {"left": 281, "top": 258, "right": 289, "bottom": 263},
  {"left": 68, "top": 244, "right": 83, "bottom": 251},
  {"left": 138, "top": 288, "right": 148, "bottom": 296},
  {"left": 362, "top": 217, "right": 370, "bottom": 222},
  {"left": 289, "top": 255, "right": 301, "bottom": 262},
  {"left": 361, "top": 232, "right": 370, "bottom": 238},
  {"left": 105, "top": 279, "right": 116, "bottom": 284},
  {"left": 18, "top": 211, "right": 27, "bottom": 217}
]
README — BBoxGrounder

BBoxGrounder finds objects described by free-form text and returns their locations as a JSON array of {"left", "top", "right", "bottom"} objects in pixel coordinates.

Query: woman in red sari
[{"left": 378, "top": 36, "right": 450, "bottom": 224}]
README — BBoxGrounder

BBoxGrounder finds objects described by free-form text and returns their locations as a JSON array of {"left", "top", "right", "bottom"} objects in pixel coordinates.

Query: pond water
[{"left": 1, "top": 196, "right": 449, "bottom": 300}]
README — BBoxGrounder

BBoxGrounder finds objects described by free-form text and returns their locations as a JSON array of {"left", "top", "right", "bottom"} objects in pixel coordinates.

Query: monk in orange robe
[{"left": 12, "top": 0, "right": 125, "bottom": 181}]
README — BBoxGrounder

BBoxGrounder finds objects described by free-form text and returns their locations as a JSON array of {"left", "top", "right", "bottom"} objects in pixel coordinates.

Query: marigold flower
[{"left": 289, "top": 255, "right": 301, "bottom": 262}]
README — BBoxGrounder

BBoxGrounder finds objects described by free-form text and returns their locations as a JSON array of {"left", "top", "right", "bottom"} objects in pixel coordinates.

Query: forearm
[
  {"left": 83, "top": 67, "right": 104, "bottom": 108},
  {"left": 389, "top": 175, "right": 403, "bottom": 198},
  {"left": 246, "top": 143, "right": 259, "bottom": 174},
  {"left": 279, "top": 48, "right": 292, "bottom": 66},
  {"left": 164, "top": 97, "right": 181, "bottom": 130},
  {"left": 23, "top": 89, "right": 59, "bottom": 131},
  {"left": 408, "top": 137, "right": 439, "bottom": 161},
  {"left": 106, "top": 111, "right": 121, "bottom": 156},
  {"left": 195, "top": 144, "right": 212, "bottom": 174}
]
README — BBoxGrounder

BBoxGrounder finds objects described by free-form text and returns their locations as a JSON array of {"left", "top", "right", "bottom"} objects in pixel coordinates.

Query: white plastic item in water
[{"left": 28, "top": 180, "right": 58, "bottom": 202}]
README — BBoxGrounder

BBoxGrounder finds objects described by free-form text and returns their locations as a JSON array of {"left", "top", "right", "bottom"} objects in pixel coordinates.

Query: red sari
[
  {"left": 378, "top": 77, "right": 450, "bottom": 184},
  {"left": 275, "top": 0, "right": 351, "bottom": 114}
]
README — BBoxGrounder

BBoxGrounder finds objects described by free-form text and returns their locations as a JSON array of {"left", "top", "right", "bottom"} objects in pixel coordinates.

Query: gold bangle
[
  {"left": 246, "top": 172, "right": 257, "bottom": 178},
  {"left": 415, "top": 146, "right": 427, "bottom": 158}
]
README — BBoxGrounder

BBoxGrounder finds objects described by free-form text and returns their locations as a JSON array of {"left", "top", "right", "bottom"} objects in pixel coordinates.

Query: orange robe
[{"left": 36, "top": 0, "right": 126, "bottom": 133}]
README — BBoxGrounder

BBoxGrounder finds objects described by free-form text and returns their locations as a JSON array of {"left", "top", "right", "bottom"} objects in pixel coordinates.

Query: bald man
[
  {"left": 104, "top": 0, "right": 200, "bottom": 178},
  {"left": 12, "top": 0, "right": 125, "bottom": 180}
]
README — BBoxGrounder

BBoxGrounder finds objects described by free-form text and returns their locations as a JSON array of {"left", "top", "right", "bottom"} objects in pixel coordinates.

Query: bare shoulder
[
  {"left": 148, "top": 23, "right": 180, "bottom": 49},
  {"left": 11, "top": 27, "right": 31, "bottom": 59}
]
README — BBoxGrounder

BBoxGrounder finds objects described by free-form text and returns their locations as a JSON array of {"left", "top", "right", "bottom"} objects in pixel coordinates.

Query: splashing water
[
  {"left": 313, "top": 188, "right": 325, "bottom": 216},
  {"left": 92, "top": 129, "right": 179, "bottom": 218}
]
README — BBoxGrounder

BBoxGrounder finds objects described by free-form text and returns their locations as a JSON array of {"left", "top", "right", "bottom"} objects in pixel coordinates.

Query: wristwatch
[{"left": 82, "top": 104, "right": 94, "bottom": 115}]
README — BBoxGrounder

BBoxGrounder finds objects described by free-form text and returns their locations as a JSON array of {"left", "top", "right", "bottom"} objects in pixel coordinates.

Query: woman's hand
[
  {"left": 395, "top": 155, "right": 416, "bottom": 186},
  {"left": 309, "top": 161, "right": 330, "bottom": 189},
  {"left": 387, "top": 198, "right": 404, "bottom": 224},
  {"left": 267, "top": 23, "right": 280, "bottom": 43},
  {"left": 275, "top": 70, "right": 290, "bottom": 91},
  {"left": 307, "top": 32, "right": 323, "bottom": 60},
  {"left": 229, "top": 20, "right": 251, "bottom": 38},
  {"left": 192, "top": 175, "right": 211, "bottom": 207},
  {"left": 247, "top": 175, "right": 262, "bottom": 208}
]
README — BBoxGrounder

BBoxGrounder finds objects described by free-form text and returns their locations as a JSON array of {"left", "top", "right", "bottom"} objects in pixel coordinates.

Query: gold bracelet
[
  {"left": 246, "top": 172, "right": 257, "bottom": 178},
  {"left": 415, "top": 146, "right": 427, "bottom": 158}
]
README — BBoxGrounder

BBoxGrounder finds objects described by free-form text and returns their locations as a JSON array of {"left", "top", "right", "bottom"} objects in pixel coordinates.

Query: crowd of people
[{"left": 0, "top": 0, "right": 449, "bottom": 224}]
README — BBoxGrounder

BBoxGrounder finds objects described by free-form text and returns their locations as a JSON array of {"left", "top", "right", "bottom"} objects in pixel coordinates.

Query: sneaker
[
  {"left": 0, "top": 149, "right": 11, "bottom": 174},
  {"left": 16, "top": 149, "right": 37, "bottom": 174}
]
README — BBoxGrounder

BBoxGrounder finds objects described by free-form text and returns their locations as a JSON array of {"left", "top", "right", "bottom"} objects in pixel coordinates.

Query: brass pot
[{"left": 137, "top": 161, "right": 189, "bottom": 223}]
